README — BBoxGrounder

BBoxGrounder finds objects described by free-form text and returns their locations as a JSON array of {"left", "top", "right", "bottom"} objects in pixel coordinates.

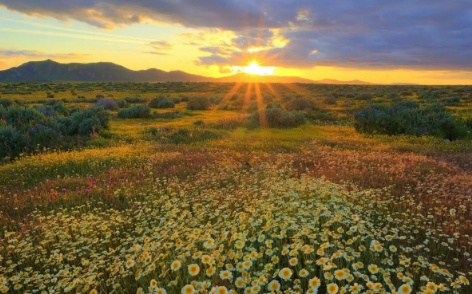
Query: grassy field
[{"left": 1, "top": 82, "right": 472, "bottom": 294}]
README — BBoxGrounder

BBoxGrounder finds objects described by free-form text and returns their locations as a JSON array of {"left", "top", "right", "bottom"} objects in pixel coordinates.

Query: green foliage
[
  {"left": 0, "top": 106, "right": 109, "bottom": 161},
  {"left": 117, "top": 105, "right": 151, "bottom": 119},
  {"left": 150, "top": 98, "right": 175, "bottom": 109},
  {"left": 354, "top": 102, "right": 470, "bottom": 140},
  {"left": 0, "top": 99, "right": 14, "bottom": 108},
  {"left": 248, "top": 108, "right": 306, "bottom": 128},
  {"left": 96, "top": 99, "right": 119, "bottom": 110},
  {"left": 284, "top": 98, "right": 315, "bottom": 111},
  {"left": 187, "top": 96, "right": 211, "bottom": 110},
  {"left": 323, "top": 96, "right": 337, "bottom": 105},
  {"left": 124, "top": 97, "right": 148, "bottom": 104},
  {"left": 355, "top": 93, "right": 373, "bottom": 101}
]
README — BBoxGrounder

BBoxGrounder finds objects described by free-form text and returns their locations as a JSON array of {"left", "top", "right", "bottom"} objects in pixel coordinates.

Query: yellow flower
[
  {"left": 90, "top": 290, "right": 98, "bottom": 294},
  {"left": 235, "top": 277, "right": 246, "bottom": 288},
  {"left": 309, "top": 277, "right": 321, "bottom": 288},
  {"left": 398, "top": 284, "right": 412, "bottom": 294},
  {"left": 334, "top": 270, "right": 346, "bottom": 280},
  {"left": 150, "top": 279, "right": 158, "bottom": 289},
  {"left": 202, "top": 255, "right": 212, "bottom": 264},
  {"left": 279, "top": 268, "right": 293, "bottom": 281},
  {"left": 268, "top": 280, "right": 280, "bottom": 291},
  {"left": 182, "top": 285, "right": 195, "bottom": 294},
  {"left": 188, "top": 264, "right": 200, "bottom": 276},
  {"left": 368, "top": 264, "right": 379, "bottom": 274},
  {"left": 171, "top": 260, "right": 182, "bottom": 271},
  {"left": 289, "top": 257, "right": 298, "bottom": 266},
  {"left": 215, "top": 286, "right": 228, "bottom": 294},
  {"left": 327, "top": 283, "right": 339, "bottom": 294},
  {"left": 206, "top": 266, "right": 216, "bottom": 277}
]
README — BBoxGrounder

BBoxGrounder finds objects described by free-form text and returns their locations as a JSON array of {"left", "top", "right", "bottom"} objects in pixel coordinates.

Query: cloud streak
[
  {"left": 0, "top": 48, "right": 85, "bottom": 59},
  {"left": 1, "top": 0, "right": 472, "bottom": 71}
]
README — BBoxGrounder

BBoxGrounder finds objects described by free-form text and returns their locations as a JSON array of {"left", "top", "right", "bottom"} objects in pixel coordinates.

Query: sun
[{"left": 232, "top": 61, "right": 274, "bottom": 76}]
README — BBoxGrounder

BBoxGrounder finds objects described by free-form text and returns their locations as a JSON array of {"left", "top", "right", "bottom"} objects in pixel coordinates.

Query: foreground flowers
[{"left": 0, "top": 160, "right": 471, "bottom": 294}]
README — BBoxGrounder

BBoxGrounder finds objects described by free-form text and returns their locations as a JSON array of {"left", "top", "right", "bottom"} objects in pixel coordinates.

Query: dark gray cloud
[{"left": 1, "top": 0, "right": 472, "bottom": 70}]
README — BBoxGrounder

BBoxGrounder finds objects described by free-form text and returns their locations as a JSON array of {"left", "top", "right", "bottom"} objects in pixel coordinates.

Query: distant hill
[
  {"left": 315, "top": 79, "right": 373, "bottom": 85},
  {"left": 216, "top": 73, "right": 316, "bottom": 83},
  {"left": 0, "top": 60, "right": 213, "bottom": 83},
  {"left": 0, "top": 60, "right": 374, "bottom": 84}
]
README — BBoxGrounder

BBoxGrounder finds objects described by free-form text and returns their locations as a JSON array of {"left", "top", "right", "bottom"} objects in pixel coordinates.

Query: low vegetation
[{"left": 0, "top": 82, "right": 471, "bottom": 294}]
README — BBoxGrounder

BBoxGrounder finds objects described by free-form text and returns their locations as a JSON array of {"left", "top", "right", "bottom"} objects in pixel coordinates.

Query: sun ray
[
  {"left": 280, "top": 83, "right": 312, "bottom": 97},
  {"left": 213, "top": 82, "right": 242, "bottom": 111},
  {"left": 243, "top": 83, "right": 253, "bottom": 111},
  {"left": 264, "top": 83, "right": 283, "bottom": 101},
  {"left": 255, "top": 83, "right": 268, "bottom": 128}
]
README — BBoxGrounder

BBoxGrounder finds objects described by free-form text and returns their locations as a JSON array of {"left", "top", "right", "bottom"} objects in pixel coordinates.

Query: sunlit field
[{"left": 1, "top": 82, "right": 472, "bottom": 294}]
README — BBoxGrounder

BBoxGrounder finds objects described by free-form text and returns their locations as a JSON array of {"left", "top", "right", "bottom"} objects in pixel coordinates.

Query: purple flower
[{"left": 62, "top": 188, "right": 66, "bottom": 193}]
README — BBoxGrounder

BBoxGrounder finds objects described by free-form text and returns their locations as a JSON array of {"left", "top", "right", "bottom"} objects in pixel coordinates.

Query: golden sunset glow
[{"left": 232, "top": 61, "right": 275, "bottom": 76}]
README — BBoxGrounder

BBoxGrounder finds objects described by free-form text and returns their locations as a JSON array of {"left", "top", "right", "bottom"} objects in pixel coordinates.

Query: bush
[
  {"left": 444, "top": 96, "right": 461, "bottom": 106},
  {"left": 57, "top": 107, "right": 110, "bottom": 135},
  {"left": 150, "top": 98, "right": 175, "bottom": 109},
  {"left": 354, "top": 102, "right": 470, "bottom": 140},
  {"left": 124, "top": 97, "right": 148, "bottom": 104},
  {"left": 187, "top": 96, "right": 211, "bottom": 110},
  {"left": 266, "top": 102, "right": 283, "bottom": 109},
  {"left": 171, "top": 97, "right": 181, "bottom": 104},
  {"left": 323, "top": 96, "right": 337, "bottom": 105},
  {"left": 284, "top": 98, "right": 314, "bottom": 111},
  {"left": 0, "top": 99, "right": 15, "bottom": 108},
  {"left": 0, "top": 106, "right": 110, "bottom": 161},
  {"left": 248, "top": 108, "right": 306, "bottom": 128},
  {"left": 245, "top": 102, "right": 259, "bottom": 113},
  {"left": 97, "top": 99, "right": 118, "bottom": 110},
  {"left": 355, "top": 93, "right": 373, "bottom": 101},
  {"left": 117, "top": 105, "right": 151, "bottom": 119}
]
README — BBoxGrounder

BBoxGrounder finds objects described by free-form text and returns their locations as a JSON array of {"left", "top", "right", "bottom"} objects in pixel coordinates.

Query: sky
[{"left": 0, "top": 1, "right": 471, "bottom": 84}]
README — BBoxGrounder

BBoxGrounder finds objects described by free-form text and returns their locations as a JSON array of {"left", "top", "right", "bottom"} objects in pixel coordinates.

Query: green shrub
[
  {"left": 96, "top": 99, "right": 118, "bottom": 110},
  {"left": 323, "top": 96, "right": 337, "bottom": 105},
  {"left": 266, "top": 102, "right": 283, "bottom": 109},
  {"left": 124, "top": 97, "right": 148, "bottom": 104},
  {"left": 284, "top": 98, "right": 314, "bottom": 111},
  {"left": 354, "top": 102, "right": 470, "bottom": 140},
  {"left": 117, "top": 105, "right": 151, "bottom": 119},
  {"left": 0, "top": 99, "right": 14, "bottom": 108},
  {"left": 248, "top": 108, "right": 306, "bottom": 128},
  {"left": 187, "top": 96, "right": 211, "bottom": 110},
  {"left": 0, "top": 106, "right": 109, "bottom": 161},
  {"left": 156, "top": 99, "right": 175, "bottom": 109},
  {"left": 355, "top": 93, "right": 373, "bottom": 101}
]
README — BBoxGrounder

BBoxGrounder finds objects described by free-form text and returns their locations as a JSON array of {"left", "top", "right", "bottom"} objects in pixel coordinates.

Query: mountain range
[{"left": 0, "top": 60, "right": 374, "bottom": 84}]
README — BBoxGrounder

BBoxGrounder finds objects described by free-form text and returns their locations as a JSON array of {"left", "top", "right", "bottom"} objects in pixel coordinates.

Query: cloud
[
  {"left": 143, "top": 51, "right": 169, "bottom": 56},
  {"left": 147, "top": 40, "right": 172, "bottom": 50},
  {"left": 1, "top": 0, "right": 472, "bottom": 71},
  {"left": 0, "top": 48, "right": 85, "bottom": 59}
]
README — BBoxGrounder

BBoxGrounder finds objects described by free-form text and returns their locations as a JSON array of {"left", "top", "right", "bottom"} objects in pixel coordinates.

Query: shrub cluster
[
  {"left": 0, "top": 105, "right": 109, "bottom": 161},
  {"left": 149, "top": 98, "right": 175, "bottom": 109},
  {"left": 354, "top": 101, "right": 470, "bottom": 140},
  {"left": 117, "top": 105, "right": 151, "bottom": 119},
  {"left": 248, "top": 108, "right": 306, "bottom": 128},
  {"left": 186, "top": 96, "right": 211, "bottom": 110},
  {"left": 284, "top": 98, "right": 315, "bottom": 111}
]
